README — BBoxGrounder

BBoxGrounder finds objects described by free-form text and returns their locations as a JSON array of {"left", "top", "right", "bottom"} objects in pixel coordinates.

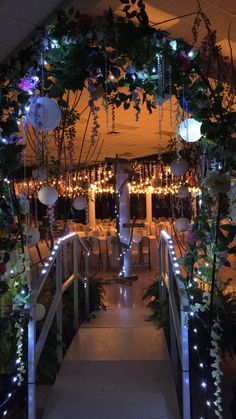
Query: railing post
[
  {"left": 28, "top": 304, "right": 36, "bottom": 419},
  {"left": 159, "top": 238, "right": 167, "bottom": 300},
  {"left": 56, "top": 246, "right": 63, "bottom": 364},
  {"left": 73, "top": 237, "right": 79, "bottom": 329},
  {"left": 181, "top": 306, "right": 191, "bottom": 419},
  {"left": 159, "top": 230, "right": 191, "bottom": 419},
  {"left": 168, "top": 253, "right": 178, "bottom": 385},
  {"left": 84, "top": 250, "right": 90, "bottom": 317}
]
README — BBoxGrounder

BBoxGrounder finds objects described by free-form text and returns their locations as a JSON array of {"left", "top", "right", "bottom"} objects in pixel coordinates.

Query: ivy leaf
[
  {"left": 68, "top": 6, "right": 74, "bottom": 16},
  {"left": 127, "top": 10, "right": 137, "bottom": 18},
  {"left": 118, "top": 92, "right": 128, "bottom": 101},
  {"left": 220, "top": 224, "right": 236, "bottom": 240},
  {"left": 146, "top": 101, "right": 153, "bottom": 113},
  {"left": 123, "top": 102, "right": 130, "bottom": 110},
  {"left": 123, "top": 5, "right": 131, "bottom": 12}
]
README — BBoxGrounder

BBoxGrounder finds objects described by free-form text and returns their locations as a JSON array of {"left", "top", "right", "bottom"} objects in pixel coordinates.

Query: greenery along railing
[
  {"left": 159, "top": 229, "right": 190, "bottom": 419},
  {"left": 28, "top": 232, "right": 90, "bottom": 419}
]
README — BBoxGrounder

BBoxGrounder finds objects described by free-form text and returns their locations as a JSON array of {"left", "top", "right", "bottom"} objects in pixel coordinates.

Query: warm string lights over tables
[{"left": 13, "top": 161, "right": 200, "bottom": 199}]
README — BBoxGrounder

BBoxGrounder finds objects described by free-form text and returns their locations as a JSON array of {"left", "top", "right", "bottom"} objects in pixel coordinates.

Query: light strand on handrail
[{"left": 161, "top": 229, "right": 214, "bottom": 418}]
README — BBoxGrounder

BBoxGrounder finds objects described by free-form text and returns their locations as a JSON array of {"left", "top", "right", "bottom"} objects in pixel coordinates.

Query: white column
[
  {"left": 116, "top": 163, "right": 132, "bottom": 278},
  {"left": 88, "top": 188, "right": 96, "bottom": 228},
  {"left": 146, "top": 187, "right": 152, "bottom": 224}
]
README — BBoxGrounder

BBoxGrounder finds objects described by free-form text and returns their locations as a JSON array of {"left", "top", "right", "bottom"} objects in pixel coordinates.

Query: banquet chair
[
  {"left": 140, "top": 236, "right": 151, "bottom": 269},
  {"left": 87, "top": 236, "right": 102, "bottom": 269},
  {"left": 131, "top": 241, "right": 141, "bottom": 266},
  {"left": 106, "top": 236, "right": 121, "bottom": 270}
]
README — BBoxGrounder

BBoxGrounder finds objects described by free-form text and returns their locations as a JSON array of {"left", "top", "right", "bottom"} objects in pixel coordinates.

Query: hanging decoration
[
  {"left": 150, "top": 177, "right": 162, "bottom": 188},
  {"left": 170, "top": 159, "right": 189, "bottom": 177},
  {"left": 27, "top": 96, "right": 61, "bottom": 131},
  {"left": 17, "top": 194, "right": 30, "bottom": 215},
  {"left": 32, "top": 167, "right": 48, "bottom": 181},
  {"left": 175, "top": 217, "right": 190, "bottom": 232},
  {"left": 72, "top": 196, "right": 87, "bottom": 211},
  {"left": 178, "top": 118, "right": 202, "bottom": 143},
  {"left": 47, "top": 204, "right": 55, "bottom": 242},
  {"left": 177, "top": 186, "right": 190, "bottom": 199},
  {"left": 35, "top": 303, "right": 46, "bottom": 321},
  {"left": 38, "top": 186, "right": 58, "bottom": 206},
  {"left": 24, "top": 226, "right": 40, "bottom": 247}
]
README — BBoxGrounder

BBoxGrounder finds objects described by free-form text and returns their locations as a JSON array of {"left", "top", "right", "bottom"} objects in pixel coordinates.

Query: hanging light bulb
[{"left": 178, "top": 118, "right": 202, "bottom": 142}]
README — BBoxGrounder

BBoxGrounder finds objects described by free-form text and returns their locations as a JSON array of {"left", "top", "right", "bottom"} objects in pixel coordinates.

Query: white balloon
[
  {"left": 72, "top": 196, "right": 87, "bottom": 210},
  {"left": 18, "top": 194, "right": 30, "bottom": 215},
  {"left": 178, "top": 118, "right": 202, "bottom": 143},
  {"left": 132, "top": 233, "right": 142, "bottom": 243},
  {"left": 38, "top": 187, "right": 58, "bottom": 206},
  {"left": 35, "top": 303, "right": 46, "bottom": 321},
  {"left": 175, "top": 217, "right": 190, "bottom": 232},
  {"left": 25, "top": 226, "right": 40, "bottom": 246},
  {"left": 178, "top": 186, "right": 190, "bottom": 199},
  {"left": 150, "top": 177, "right": 162, "bottom": 188},
  {"left": 170, "top": 159, "right": 188, "bottom": 176},
  {"left": 28, "top": 96, "right": 61, "bottom": 130}
]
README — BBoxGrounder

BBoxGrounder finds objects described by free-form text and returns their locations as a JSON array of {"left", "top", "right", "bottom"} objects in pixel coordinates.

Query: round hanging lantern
[
  {"left": 25, "top": 226, "right": 40, "bottom": 247},
  {"left": 32, "top": 167, "right": 48, "bottom": 181},
  {"left": 18, "top": 194, "right": 30, "bottom": 215},
  {"left": 170, "top": 159, "right": 188, "bottom": 176},
  {"left": 27, "top": 96, "right": 61, "bottom": 130},
  {"left": 132, "top": 234, "right": 142, "bottom": 243},
  {"left": 175, "top": 217, "right": 190, "bottom": 232},
  {"left": 38, "top": 187, "right": 58, "bottom": 206},
  {"left": 178, "top": 118, "right": 202, "bottom": 143},
  {"left": 35, "top": 303, "right": 46, "bottom": 321},
  {"left": 178, "top": 186, "right": 190, "bottom": 199},
  {"left": 150, "top": 177, "right": 162, "bottom": 188},
  {"left": 72, "top": 196, "right": 87, "bottom": 210}
]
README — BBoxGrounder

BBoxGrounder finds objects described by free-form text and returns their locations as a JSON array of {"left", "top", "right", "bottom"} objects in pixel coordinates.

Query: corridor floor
[{"left": 42, "top": 270, "right": 180, "bottom": 419}]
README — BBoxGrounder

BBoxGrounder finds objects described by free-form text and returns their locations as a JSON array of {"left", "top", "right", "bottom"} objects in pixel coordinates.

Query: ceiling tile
[
  {"left": 0, "top": 15, "right": 34, "bottom": 46},
  {"left": 0, "top": 0, "right": 64, "bottom": 24}
]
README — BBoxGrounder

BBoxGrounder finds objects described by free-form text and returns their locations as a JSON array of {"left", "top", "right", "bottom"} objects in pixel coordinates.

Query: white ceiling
[
  {"left": 1, "top": 0, "right": 235, "bottom": 165},
  {"left": 0, "top": 0, "right": 235, "bottom": 62},
  {"left": 24, "top": 92, "right": 176, "bottom": 166}
]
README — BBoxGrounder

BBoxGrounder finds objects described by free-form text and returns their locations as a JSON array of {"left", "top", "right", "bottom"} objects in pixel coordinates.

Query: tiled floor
[{"left": 42, "top": 269, "right": 180, "bottom": 419}]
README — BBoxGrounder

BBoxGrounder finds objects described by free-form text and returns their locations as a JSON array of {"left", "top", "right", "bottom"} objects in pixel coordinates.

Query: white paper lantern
[
  {"left": 178, "top": 186, "right": 190, "bottom": 199},
  {"left": 170, "top": 159, "right": 188, "bottom": 176},
  {"left": 175, "top": 217, "right": 190, "bottom": 232},
  {"left": 150, "top": 177, "right": 162, "bottom": 188},
  {"left": 28, "top": 96, "right": 61, "bottom": 130},
  {"left": 38, "top": 187, "right": 58, "bottom": 206},
  {"left": 35, "top": 303, "right": 46, "bottom": 321},
  {"left": 132, "top": 233, "right": 142, "bottom": 243},
  {"left": 72, "top": 196, "right": 87, "bottom": 210},
  {"left": 18, "top": 194, "right": 30, "bottom": 215},
  {"left": 32, "top": 167, "right": 48, "bottom": 181},
  {"left": 178, "top": 118, "right": 202, "bottom": 143},
  {"left": 25, "top": 226, "right": 40, "bottom": 247}
]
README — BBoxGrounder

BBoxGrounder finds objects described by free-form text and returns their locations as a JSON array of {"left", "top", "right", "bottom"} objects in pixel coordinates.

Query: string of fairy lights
[
  {"left": 0, "top": 232, "right": 87, "bottom": 418},
  {"left": 13, "top": 162, "right": 200, "bottom": 199},
  {"left": 163, "top": 231, "right": 218, "bottom": 419}
]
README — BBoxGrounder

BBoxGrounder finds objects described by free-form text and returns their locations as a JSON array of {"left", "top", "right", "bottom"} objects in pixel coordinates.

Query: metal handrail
[
  {"left": 28, "top": 232, "right": 90, "bottom": 419},
  {"left": 159, "top": 229, "right": 190, "bottom": 419}
]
